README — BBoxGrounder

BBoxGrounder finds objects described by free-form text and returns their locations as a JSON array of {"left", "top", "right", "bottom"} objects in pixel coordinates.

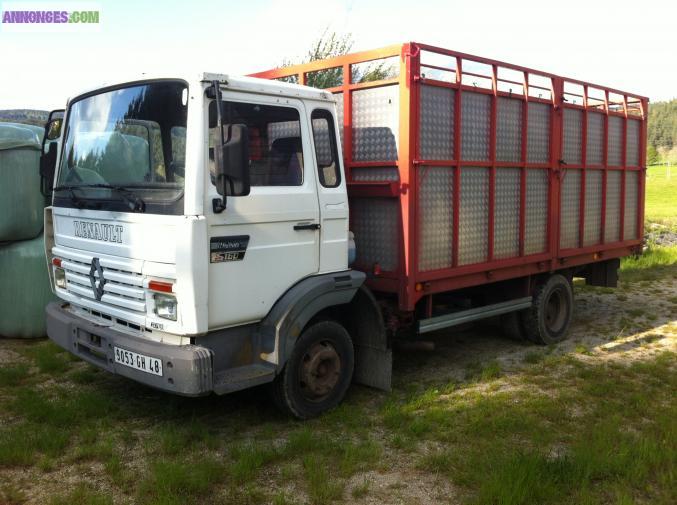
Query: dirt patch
[{"left": 346, "top": 469, "right": 459, "bottom": 505}]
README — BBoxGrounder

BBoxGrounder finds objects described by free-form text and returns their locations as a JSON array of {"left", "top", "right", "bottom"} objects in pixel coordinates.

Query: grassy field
[
  {"left": 1, "top": 258, "right": 676, "bottom": 505},
  {"left": 645, "top": 164, "right": 677, "bottom": 226},
  {"left": 0, "top": 168, "right": 675, "bottom": 505}
]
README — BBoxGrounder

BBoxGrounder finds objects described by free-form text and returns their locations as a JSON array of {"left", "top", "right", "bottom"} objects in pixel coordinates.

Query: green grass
[
  {"left": 1, "top": 242, "right": 676, "bottom": 504},
  {"left": 49, "top": 484, "right": 114, "bottom": 505},
  {"left": 137, "top": 457, "right": 225, "bottom": 505},
  {"left": 0, "top": 364, "right": 29, "bottom": 387},
  {"left": 645, "top": 165, "right": 677, "bottom": 225},
  {"left": 22, "top": 341, "right": 72, "bottom": 375},
  {"left": 620, "top": 245, "right": 677, "bottom": 282}
]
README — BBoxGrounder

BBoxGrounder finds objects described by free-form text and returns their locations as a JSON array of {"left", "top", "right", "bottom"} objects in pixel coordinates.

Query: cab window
[
  {"left": 311, "top": 109, "right": 341, "bottom": 188},
  {"left": 209, "top": 101, "right": 303, "bottom": 186}
]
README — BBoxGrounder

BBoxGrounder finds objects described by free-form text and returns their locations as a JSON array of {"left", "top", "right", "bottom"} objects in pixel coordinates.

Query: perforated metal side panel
[
  {"left": 583, "top": 170, "right": 603, "bottom": 246},
  {"left": 494, "top": 168, "right": 521, "bottom": 259},
  {"left": 562, "top": 108, "right": 583, "bottom": 165},
  {"left": 419, "top": 85, "right": 454, "bottom": 160},
  {"left": 527, "top": 102, "right": 550, "bottom": 163},
  {"left": 525, "top": 169, "right": 549, "bottom": 255},
  {"left": 560, "top": 169, "right": 581, "bottom": 249},
  {"left": 608, "top": 116, "right": 623, "bottom": 166},
  {"left": 459, "top": 167, "right": 489, "bottom": 265},
  {"left": 333, "top": 92, "right": 344, "bottom": 150},
  {"left": 496, "top": 98, "right": 522, "bottom": 163},
  {"left": 626, "top": 119, "right": 641, "bottom": 167},
  {"left": 418, "top": 166, "right": 453, "bottom": 271},
  {"left": 624, "top": 171, "right": 639, "bottom": 240},
  {"left": 351, "top": 167, "right": 399, "bottom": 181},
  {"left": 605, "top": 170, "right": 622, "bottom": 243},
  {"left": 586, "top": 112, "right": 604, "bottom": 165},
  {"left": 350, "top": 198, "right": 399, "bottom": 271},
  {"left": 352, "top": 86, "right": 399, "bottom": 162},
  {"left": 461, "top": 92, "right": 490, "bottom": 161}
]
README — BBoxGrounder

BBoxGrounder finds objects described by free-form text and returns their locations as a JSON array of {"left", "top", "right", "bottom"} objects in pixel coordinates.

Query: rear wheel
[
  {"left": 520, "top": 274, "right": 574, "bottom": 345},
  {"left": 271, "top": 320, "right": 354, "bottom": 419}
]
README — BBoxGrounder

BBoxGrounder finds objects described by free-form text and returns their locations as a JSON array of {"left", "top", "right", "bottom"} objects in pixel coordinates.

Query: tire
[
  {"left": 271, "top": 320, "right": 354, "bottom": 419},
  {"left": 520, "top": 274, "right": 574, "bottom": 345},
  {"left": 500, "top": 310, "right": 526, "bottom": 341}
]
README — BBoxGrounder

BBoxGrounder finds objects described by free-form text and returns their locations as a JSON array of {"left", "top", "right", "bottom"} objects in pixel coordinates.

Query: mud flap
[{"left": 353, "top": 344, "right": 392, "bottom": 391}]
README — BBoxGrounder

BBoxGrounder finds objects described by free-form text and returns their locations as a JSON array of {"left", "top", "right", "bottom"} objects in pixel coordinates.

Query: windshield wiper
[
  {"left": 52, "top": 186, "right": 88, "bottom": 209},
  {"left": 53, "top": 184, "right": 146, "bottom": 213}
]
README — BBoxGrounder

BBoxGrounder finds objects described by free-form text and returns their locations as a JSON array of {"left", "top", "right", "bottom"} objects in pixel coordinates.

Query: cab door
[{"left": 205, "top": 94, "right": 320, "bottom": 328}]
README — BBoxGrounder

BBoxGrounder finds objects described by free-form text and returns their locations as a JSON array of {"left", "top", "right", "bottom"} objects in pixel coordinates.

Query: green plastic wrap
[
  {"left": 0, "top": 123, "right": 45, "bottom": 242},
  {"left": 0, "top": 235, "right": 56, "bottom": 339}
]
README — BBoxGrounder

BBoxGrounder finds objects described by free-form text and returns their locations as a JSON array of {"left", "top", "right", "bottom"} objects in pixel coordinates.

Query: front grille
[{"left": 54, "top": 246, "right": 146, "bottom": 313}]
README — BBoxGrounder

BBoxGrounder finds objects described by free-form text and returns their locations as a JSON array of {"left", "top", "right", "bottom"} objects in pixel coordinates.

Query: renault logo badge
[{"left": 89, "top": 257, "right": 106, "bottom": 301}]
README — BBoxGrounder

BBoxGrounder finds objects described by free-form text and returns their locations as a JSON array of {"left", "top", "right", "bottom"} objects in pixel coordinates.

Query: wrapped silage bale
[
  {"left": 0, "top": 234, "right": 56, "bottom": 338},
  {"left": 0, "top": 122, "right": 46, "bottom": 242}
]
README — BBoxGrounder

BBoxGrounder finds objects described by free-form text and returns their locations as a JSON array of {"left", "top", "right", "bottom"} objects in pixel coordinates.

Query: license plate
[{"left": 114, "top": 347, "right": 163, "bottom": 376}]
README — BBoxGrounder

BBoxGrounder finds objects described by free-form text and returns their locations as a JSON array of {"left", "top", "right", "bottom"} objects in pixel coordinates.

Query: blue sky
[{"left": 0, "top": 0, "right": 674, "bottom": 110}]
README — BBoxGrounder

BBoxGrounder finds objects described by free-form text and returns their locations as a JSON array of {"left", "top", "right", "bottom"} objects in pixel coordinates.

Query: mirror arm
[{"left": 211, "top": 80, "right": 226, "bottom": 213}]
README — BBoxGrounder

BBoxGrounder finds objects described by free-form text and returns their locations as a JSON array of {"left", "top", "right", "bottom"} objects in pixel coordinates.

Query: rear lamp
[
  {"left": 54, "top": 267, "right": 66, "bottom": 289},
  {"left": 154, "top": 293, "right": 177, "bottom": 321}
]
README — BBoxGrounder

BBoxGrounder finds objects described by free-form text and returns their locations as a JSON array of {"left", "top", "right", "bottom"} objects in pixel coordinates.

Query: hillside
[{"left": 0, "top": 109, "right": 49, "bottom": 127}]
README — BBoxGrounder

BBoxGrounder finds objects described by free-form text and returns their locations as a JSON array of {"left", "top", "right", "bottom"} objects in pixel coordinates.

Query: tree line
[{"left": 647, "top": 99, "right": 677, "bottom": 165}]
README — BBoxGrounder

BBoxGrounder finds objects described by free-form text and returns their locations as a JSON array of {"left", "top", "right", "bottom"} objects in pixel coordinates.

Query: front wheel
[
  {"left": 271, "top": 320, "right": 354, "bottom": 419},
  {"left": 520, "top": 274, "right": 574, "bottom": 345}
]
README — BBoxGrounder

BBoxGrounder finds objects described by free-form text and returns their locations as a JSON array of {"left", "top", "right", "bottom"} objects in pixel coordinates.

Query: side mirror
[
  {"left": 40, "top": 141, "right": 58, "bottom": 197},
  {"left": 40, "top": 109, "right": 64, "bottom": 197},
  {"left": 45, "top": 118, "right": 62, "bottom": 141},
  {"left": 213, "top": 123, "right": 250, "bottom": 212}
]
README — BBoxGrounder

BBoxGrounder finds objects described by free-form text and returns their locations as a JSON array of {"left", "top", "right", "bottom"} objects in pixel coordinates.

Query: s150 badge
[{"left": 210, "top": 235, "right": 250, "bottom": 263}]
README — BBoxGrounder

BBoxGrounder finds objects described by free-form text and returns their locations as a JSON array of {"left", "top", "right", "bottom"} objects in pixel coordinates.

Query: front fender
[{"left": 258, "top": 270, "right": 365, "bottom": 368}]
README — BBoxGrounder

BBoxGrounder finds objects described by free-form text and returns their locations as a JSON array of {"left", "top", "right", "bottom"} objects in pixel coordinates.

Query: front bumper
[{"left": 46, "top": 302, "right": 214, "bottom": 396}]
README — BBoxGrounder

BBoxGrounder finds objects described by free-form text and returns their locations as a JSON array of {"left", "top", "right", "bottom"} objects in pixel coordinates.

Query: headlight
[
  {"left": 154, "top": 293, "right": 177, "bottom": 321},
  {"left": 54, "top": 267, "right": 66, "bottom": 289}
]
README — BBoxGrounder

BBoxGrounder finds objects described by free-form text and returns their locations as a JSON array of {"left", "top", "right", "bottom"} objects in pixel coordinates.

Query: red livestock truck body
[{"left": 252, "top": 42, "right": 647, "bottom": 320}]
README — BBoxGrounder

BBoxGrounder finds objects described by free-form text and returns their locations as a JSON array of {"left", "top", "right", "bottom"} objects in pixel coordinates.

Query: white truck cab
[{"left": 44, "top": 74, "right": 388, "bottom": 419}]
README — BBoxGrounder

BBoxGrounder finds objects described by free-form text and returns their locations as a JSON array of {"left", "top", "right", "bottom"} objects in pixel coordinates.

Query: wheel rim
[
  {"left": 299, "top": 341, "right": 341, "bottom": 402},
  {"left": 544, "top": 287, "right": 568, "bottom": 334}
]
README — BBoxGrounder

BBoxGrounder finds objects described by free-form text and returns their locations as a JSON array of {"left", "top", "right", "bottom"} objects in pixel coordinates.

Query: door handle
[{"left": 294, "top": 223, "right": 321, "bottom": 231}]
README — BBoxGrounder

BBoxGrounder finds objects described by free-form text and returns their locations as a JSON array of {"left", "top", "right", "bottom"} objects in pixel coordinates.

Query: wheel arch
[{"left": 259, "top": 272, "right": 391, "bottom": 391}]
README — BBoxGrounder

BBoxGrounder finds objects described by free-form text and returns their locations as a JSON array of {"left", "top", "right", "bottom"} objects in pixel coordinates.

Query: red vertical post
[
  {"left": 397, "top": 43, "right": 416, "bottom": 310},
  {"left": 488, "top": 64, "right": 498, "bottom": 262},
  {"left": 342, "top": 63, "right": 352, "bottom": 181},
  {"left": 452, "top": 57, "right": 462, "bottom": 268},
  {"left": 638, "top": 98, "right": 648, "bottom": 242},
  {"left": 601, "top": 90, "right": 609, "bottom": 243},
  {"left": 579, "top": 85, "right": 588, "bottom": 247},
  {"left": 410, "top": 44, "right": 421, "bottom": 287},
  {"left": 619, "top": 95, "right": 628, "bottom": 241},
  {"left": 519, "top": 72, "right": 528, "bottom": 257},
  {"left": 550, "top": 77, "right": 564, "bottom": 264}
]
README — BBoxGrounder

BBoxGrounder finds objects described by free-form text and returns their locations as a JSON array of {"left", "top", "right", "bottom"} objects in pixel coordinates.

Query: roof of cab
[
  {"left": 203, "top": 73, "right": 335, "bottom": 102},
  {"left": 65, "top": 72, "right": 336, "bottom": 106}
]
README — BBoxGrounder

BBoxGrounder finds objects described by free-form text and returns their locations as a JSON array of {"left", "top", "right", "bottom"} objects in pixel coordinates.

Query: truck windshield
[{"left": 55, "top": 80, "right": 188, "bottom": 215}]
